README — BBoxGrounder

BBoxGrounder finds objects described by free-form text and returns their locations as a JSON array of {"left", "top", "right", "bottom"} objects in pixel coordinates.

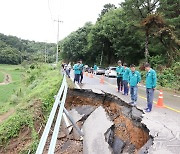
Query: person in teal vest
[
  {"left": 128, "top": 64, "right": 141, "bottom": 106},
  {"left": 93, "top": 64, "right": 97, "bottom": 75},
  {"left": 79, "top": 59, "right": 84, "bottom": 84},
  {"left": 122, "top": 63, "right": 130, "bottom": 95},
  {"left": 144, "top": 63, "right": 157, "bottom": 112},
  {"left": 73, "top": 61, "right": 81, "bottom": 83},
  {"left": 116, "top": 60, "right": 124, "bottom": 92}
]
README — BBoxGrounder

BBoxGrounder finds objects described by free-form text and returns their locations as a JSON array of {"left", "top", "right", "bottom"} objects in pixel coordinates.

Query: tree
[
  {"left": 121, "top": 0, "right": 160, "bottom": 62},
  {"left": 98, "top": 3, "right": 117, "bottom": 20},
  {"left": 60, "top": 22, "right": 93, "bottom": 63}
]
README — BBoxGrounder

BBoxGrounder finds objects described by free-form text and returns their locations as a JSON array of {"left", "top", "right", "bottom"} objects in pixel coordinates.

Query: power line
[{"left": 48, "top": 0, "right": 54, "bottom": 21}]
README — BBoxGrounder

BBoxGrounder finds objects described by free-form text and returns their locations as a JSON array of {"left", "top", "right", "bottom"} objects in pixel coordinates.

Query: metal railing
[{"left": 35, "top": 75, "right": 83, "bottom": 154}]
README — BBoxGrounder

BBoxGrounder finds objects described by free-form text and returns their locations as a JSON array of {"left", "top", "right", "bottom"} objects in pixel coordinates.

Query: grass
[
  {"left": 0, "top": 65, "right": 24, "bottom": 114},
  {"left": 0, "top": 63, "right": 63, "bottom": 153},
  {"left": 0, "top": 71, "right": 4, "bottom": 82}
]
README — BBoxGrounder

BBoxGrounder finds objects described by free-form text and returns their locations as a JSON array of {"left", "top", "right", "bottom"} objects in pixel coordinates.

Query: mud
[{"left": 51, "top": 89, "right": 152, "bottom": 154}]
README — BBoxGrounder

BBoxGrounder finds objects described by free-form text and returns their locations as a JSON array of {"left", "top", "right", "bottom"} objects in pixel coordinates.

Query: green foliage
[
  {"left": 0, "top": 65, "right": 24, "bottom": 113},
  {"left": 60, "top": 22, "right": 93, "bottom": 63},
  {"left": 0, "top": 33, "right": 56, "bottom": 64},
  {"left": 149, "top": 55, "right": 165, "bottom": 68},
  {"left": 0, "top": 71, "right": 4, "bottom": 82},
  {"left": 0, "top": 45, "right": 21, "bottom": 64},
  {"left": 157, "top": 62, "right": 180, "bottom": 90},
  {"left": 0, "top": 64, "right": 63, "bottom": 151},
  {"left": 0, "top": 110, "right": 32, "bottom": 145}
]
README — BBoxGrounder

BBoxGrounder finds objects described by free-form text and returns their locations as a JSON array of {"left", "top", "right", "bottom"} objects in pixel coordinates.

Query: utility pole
[
  {"left": 44, "top": 44, "right": 47, "bottom": 63},
  {"left": 54, "top": 18, "right": 63, "bottom": 64}
]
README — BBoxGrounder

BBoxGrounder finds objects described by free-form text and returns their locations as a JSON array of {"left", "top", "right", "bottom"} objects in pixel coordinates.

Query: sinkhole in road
[{"left": 54, "top": 89, "right": 153, "bottom": 154}]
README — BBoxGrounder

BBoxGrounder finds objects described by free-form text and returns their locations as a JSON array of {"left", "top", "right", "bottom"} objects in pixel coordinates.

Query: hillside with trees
[
  {"left": 0, "top": 33, "right": 56, "bottom": 64},
  {"left": 60, "top": 1, "right": 179, "bottom": 66},
  {"left": 60, "top": 0, "right": 180, "bottom": 90}
]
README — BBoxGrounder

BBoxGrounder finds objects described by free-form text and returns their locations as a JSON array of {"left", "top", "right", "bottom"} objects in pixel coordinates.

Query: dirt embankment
[{"left": 0, "top": 100, "right": 45, "bottom": 154}]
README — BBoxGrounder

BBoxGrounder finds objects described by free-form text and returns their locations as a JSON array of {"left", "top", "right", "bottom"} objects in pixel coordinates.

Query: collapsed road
[{"left": 44, "top": 89, "right": 153, "bottom": 154}]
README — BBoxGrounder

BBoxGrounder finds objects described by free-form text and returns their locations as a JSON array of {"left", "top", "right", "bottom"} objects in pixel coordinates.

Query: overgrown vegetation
[{"left": 0, "top": 64, "right": 62, "bottom": 153}]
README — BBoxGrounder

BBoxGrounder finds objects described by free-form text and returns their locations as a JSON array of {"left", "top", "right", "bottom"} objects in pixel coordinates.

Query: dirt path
[
  {"left": 0, "top": 73, "right": 12, "bottom": 85},
  {"left": 0, "top": 109, "right": 15, "bottom": 124}
]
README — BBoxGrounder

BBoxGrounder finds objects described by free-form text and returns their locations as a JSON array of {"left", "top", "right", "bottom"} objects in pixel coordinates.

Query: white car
[{"left": 105, "top": 67, "right": 117, "bottom": 77}]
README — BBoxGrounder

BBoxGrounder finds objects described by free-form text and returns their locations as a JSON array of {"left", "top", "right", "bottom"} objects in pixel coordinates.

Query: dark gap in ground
[{"left": 52, "top": 89, "right": 153, "bottom": 154}]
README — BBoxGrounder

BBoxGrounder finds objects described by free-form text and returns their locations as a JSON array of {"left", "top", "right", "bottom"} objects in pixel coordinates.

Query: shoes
[
  {"left": 145, "top": 108, "right": 151, "bottom": 112},
  {"left": 129, "top": 102, "right": 137, "bottom": 106},
  {"left": 133, "top": 102, "right": 137, "bottom": 106},
  {"left": 129, "top": 102, "right": 134, "bottom": 105}
]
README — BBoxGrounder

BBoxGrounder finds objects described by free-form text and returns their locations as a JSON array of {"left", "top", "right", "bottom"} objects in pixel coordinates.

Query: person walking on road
[
  {"left": 122, "top": 63, "right": 130, "bottom": 95},
  {"left": 144, "top": 63, "right": 157, "bottom": 112},
  {"left": 116, "top": 60, "right": 124, "bottom": 92},
  {"left": 128, "top": 64, "right": 141, "bottom": 106},
  {"left": 67, "top": 62, "right": 71, "bottom": 74},
  {"left": 79, "top": 60, "right": 84, "bottom": 84},
  {"left": 73, "top": 61, "right": 81, "bottom": 83},
  {"left": 93, "top": 64, "right": 97, "bottom": 75}
]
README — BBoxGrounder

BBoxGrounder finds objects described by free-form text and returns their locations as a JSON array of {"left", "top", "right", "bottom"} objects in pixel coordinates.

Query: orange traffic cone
[
  {"left": 100, "top": 75, "right": 104, "bottom": 84},
  {"left": 89, "top": 73, "right": 93, "bottom": 78},
  {"left": 156, "top": 90, "right": 164, "bottom": 108}
]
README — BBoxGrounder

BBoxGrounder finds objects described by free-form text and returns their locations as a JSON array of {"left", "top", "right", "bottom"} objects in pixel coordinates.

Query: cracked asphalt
[{"left": 70, "top": 72, "right": 180, "bottom": 154}]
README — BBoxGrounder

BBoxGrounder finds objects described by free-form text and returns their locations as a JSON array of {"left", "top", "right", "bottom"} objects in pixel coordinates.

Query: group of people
[
  {"left": 61, "top": 62, "right": 72, "bottom": 78},
  {"left": 64, "top": 59, "right": 157, "bottom": 113},
  {"left": 116, "top": 60, "right": 157, "bottom": 112}
]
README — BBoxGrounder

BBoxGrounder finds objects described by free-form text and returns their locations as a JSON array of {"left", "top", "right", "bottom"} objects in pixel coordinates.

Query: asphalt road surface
[{"left": 75, "top": 73, "right": 180, "bottom": 114}]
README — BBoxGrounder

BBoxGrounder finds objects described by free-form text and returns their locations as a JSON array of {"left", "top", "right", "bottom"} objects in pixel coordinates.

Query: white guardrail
[
  {"left": 36, "top": 74, "right": 83, "bottom": 154},
  {"left": 35, "top": 75, "right": 68, "bottom": 154}
]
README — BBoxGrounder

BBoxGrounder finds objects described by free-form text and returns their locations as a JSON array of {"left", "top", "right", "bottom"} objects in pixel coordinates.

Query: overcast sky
[{"left": 0, "top": 0, "right": 123, "bottom": 43}]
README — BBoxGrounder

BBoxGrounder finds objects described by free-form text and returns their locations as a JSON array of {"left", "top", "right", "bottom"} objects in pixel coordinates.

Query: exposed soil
[
  {"left": 0, "top": 73, "right": 12, "bottom": 86},
  {"left": 0, "top": 99, "right": 44, "bottom": 154},
  {"left": 63, "top": 89, "right": 151, "bottom": 153},
  {"left": 0, "top": 109, "right": 15, "bottom": 124},
  {"left": 30, "top": 99, "right": 45, "bottom": 138},
  {"left": 0, "top": 126, "right": 32, "bottom": 154}
]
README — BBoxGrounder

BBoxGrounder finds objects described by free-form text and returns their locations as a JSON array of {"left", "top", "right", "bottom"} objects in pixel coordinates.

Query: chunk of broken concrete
[
  {"left": 112, "top": 136, "right": 126, "bottom": 154},
  {"left": 83, "top": 106, "right": 113, "bottom": 154}
]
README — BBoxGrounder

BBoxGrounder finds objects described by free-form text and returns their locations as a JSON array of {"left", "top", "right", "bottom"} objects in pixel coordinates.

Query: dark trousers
[
  {"left": 65, "top": 69, "right": 70, "bottom": 78},
  {"left": 80, "top": 72, "right": 83, "bottom": 83},
  {"left": 130, "top": 86, "right": 138, "bottom": 102},
  {"left": 123, "top": 80, "right": 129, "bottom": 94},
  {"left": 146, "top": 88, "right": 154, "bottom": 111},
  {"left": 117, "top": 77, "right": 123, "bottom": 91},
  {"left": 74, "top": 74, "right": 80, "bottom": 83}
]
